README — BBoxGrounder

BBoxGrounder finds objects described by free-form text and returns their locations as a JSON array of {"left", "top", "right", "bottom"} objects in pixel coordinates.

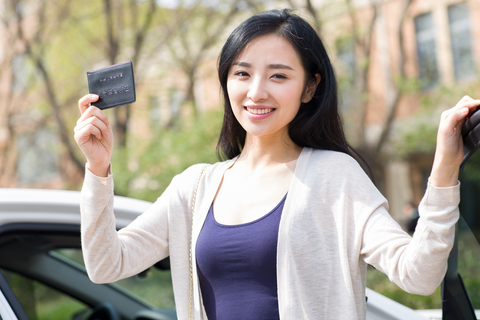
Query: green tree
[
  {"left": 1, "top": 0, "right": 233, "bottom": 189},
  {"left": 288, "top": 0, "right": 414, "bottom": 190},
  {"left": 166, "top": 0, "right": 262, "bottom": 118},
  {"left": 111, "top": 109, "right": 223, "bottom": 200}
]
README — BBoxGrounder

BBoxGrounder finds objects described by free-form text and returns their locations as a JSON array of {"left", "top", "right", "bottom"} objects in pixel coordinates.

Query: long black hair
[{"left": 216, "top": 8, "right": 362, "bottom": 167}]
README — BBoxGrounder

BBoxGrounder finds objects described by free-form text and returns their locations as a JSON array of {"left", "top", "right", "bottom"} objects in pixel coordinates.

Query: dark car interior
[
  {"left": 441, "top": 107, "right": 480, "bottom": 320},
  {"left": 0, "top": 223, "right": 175, "bottom": 320}
]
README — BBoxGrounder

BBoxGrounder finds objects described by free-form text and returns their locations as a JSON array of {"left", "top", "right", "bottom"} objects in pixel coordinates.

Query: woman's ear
[{"left": 302, "top": 73, "right": 321, "bottom": 103}]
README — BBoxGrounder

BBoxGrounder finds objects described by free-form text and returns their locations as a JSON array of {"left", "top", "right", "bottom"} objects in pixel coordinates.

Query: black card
[{"left": 87, "top": 61, "right": 136, "bottom": 110}]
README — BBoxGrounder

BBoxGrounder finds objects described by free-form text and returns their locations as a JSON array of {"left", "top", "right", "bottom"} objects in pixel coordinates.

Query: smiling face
[{"left": 226, "top": 33, "right": 318, "bottom": 144}]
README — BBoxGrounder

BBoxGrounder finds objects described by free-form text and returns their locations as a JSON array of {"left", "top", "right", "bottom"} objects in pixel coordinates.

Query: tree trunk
[{"left": 14, "top": 1, "right": 85, "bottom": 176}]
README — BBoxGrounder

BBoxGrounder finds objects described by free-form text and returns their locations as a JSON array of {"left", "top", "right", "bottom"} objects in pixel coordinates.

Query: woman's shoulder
[
  {"left": 175, "top": 157, "right": 236, "bottom": 183},
  {"left": 305, "top": 148, "right": 362, "bottom": 171},
  {"left": 302, "top": 148, "right": 384, "bottom": 204},
  {"left": 301, "top": 148, "right": 374, "bottom": 187},
  {"left": 160, "top": 158, "right": 234, "bottom": 201}
]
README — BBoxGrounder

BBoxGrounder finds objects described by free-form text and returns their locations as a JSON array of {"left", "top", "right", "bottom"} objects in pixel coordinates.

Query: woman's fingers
[
  {"left": 76, "top": 111, "right": 110, "bottom": 139},
  {"left": 452, "top": 96, "right": 480, "bottom": 116},
  {"left": 440, "top": 97, "right": 480, "bottom": 132},
  {"left": 78, "top": 94, "right": 100, "bottom": 114},
  {"left": 75, "top": 94, "right": 114, "bottom": 177},
  {"left": 74, "top": 123, "right": 103, "bottom": 144},
  {"left": 76, "top": 104, "right": 111, "bottom": 140},
  {"left": 77, "top": 103, "right": 110, "bottom": 127},
  {"left": 77, "top": 94, "right": 110, "bottom": 139},
  {"left": 75, "top": 117, "right": 109, "bottom": 141},
  {"left": 74, "top": 120, "right": 108, "bottom": 142}
]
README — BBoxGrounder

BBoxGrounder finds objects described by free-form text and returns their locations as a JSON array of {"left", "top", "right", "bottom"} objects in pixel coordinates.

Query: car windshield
[{"left": 54, "top": 248, "right": 175, "bottom": 310}]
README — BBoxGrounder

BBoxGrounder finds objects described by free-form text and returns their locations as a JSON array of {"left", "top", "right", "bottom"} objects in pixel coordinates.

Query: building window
[
  {"left": 414, "top": 12, "right": 439, "bottom": 88},
  {"left": 448, "top": 3, "right": 477, "bottom": 81}
]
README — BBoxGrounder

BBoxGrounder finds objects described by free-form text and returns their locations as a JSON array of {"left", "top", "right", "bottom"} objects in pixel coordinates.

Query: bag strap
[{"left": 189, "top": 164, "right": 209, "bottom": 320}]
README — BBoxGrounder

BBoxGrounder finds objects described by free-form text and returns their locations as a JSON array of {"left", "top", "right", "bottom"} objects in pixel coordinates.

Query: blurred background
[{"left": 1, "top": 0, "right": 480, "bottom": 312}]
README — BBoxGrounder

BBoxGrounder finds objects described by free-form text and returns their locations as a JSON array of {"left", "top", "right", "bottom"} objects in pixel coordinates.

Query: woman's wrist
[
  {"left": 429, "top": 162, "right": 459, "bottom": 188},
  {"left": 86, "top": 162, "right": 111, "bottom": 178}
]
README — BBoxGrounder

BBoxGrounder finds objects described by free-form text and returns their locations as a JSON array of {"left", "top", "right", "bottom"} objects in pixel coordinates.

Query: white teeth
[{"left": 246, "top": 107, "right": 273, "bottom": 114}]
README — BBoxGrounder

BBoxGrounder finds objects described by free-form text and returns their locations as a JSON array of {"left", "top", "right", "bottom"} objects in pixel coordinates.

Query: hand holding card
[{"left": 87, "top": 61, "right": 136, "bottom": 110}]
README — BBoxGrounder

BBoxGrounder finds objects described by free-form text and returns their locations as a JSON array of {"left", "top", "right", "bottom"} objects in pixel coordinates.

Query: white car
[
  {"left": 0, "top": 188, "right": 478, "bottom": 320},
  {"left": 0, "top": 188, "right": 175, "bottom": 320}
]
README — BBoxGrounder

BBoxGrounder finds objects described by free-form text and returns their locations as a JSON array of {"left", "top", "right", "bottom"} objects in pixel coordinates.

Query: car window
[
  {"left": 54, "top": 249, "right": 175, "bottom": 310},
  {"left": 0, "top": 288, "right": 18, "bottom": 320},
  {"left": 0, "top": 268, "right": 86, "bottom": 320},
  {"left": 457, "top": 216, "right": 480, "bottom": 310}
]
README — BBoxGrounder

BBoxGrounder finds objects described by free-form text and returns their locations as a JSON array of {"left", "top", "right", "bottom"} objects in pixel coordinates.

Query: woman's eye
[
  {"left": 234, "top": 71, "right": 249, "bottom": 77},
  {"left": 272, "top": 74, "right": 287, "bottom": 79}
]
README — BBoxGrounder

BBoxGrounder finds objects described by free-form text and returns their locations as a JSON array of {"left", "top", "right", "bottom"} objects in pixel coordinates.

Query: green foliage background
[
  {"left": 390, "top": 80, "right": 480, "bottom": 159},
  {"left": 111, "top": 108, "right": 223, "bottom": 201}
]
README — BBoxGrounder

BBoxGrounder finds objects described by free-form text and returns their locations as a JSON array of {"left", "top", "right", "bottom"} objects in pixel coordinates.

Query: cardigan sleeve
[
  {"left": 361, "top": 181, "right": 460, "bottom": 295},
  {"left": 80, "top": 164, "right": 199, "bottom": 284}
]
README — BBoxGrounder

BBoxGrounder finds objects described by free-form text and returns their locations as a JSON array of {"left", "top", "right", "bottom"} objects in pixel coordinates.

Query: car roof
[{"left": 0, "top": 188, "right": 153, "bottom": 229}]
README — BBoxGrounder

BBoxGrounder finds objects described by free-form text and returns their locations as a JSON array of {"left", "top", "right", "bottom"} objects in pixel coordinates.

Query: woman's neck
[{"left": 237, "top": 132, "right": 302, "bottom": 171}]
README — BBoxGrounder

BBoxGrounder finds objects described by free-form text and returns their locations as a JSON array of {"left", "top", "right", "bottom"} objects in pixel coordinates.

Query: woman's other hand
[
  {"left": 430, "top": 95, "right": 480, "bottom": 187},
  {"left": 74, "top": 94, "right": 113, "bottom": 177}
]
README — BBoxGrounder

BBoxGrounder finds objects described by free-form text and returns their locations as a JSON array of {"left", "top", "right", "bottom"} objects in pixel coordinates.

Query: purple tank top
[{"left": 196, "top": 194, "right": 286, "bottom": 320}]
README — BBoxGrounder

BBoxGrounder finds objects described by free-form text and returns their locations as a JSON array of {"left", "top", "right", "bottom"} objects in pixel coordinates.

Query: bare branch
[
  {"left": 375, "top": 0, "right": 413, "bottom": 152},
  {"left": 131, "top": 0, "right": 157, "bottom": 65},
  {"left": 32, "top": 0, "right": 46, "bottom": 44},
  {"left": 103, "top": 0, "right": 119, "bottom": 64},
  {"left": 305, "top": 0, "right": 321, "bottom": 34},
  {"left": 358, "top": 2, "right": 379, "bottom": 138},
  {"left": 115, "top": 0, "right": 158, "bottom": 147},
  {"left": 13, "top": 0, "right": 85, "bottom": 174},
  {"left": 167, "top": 0, "right": 244, "bottom": 114}
]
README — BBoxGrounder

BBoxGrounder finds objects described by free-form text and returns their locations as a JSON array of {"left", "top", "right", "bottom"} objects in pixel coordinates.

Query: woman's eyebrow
[
  {"left": 232, "top": 61, "right": 293, "bottom": 70},
  {"left": 232, "top": 61, "right": 252, "bottom": 67},
  {"left": 269, "top": 64, "right": 293, "bottom": 70}
]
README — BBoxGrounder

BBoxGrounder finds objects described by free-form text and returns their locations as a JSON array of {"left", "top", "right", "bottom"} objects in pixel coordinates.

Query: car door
[
  {"left": 441, "top": 115, "right": 480, "bottom": 320},
  {"left": 0, "top": 267, "right": 26, "bottom": 320}
]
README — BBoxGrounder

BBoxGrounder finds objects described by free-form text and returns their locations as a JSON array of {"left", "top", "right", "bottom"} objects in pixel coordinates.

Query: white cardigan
[{"left": 80, "top": 148, "right": 460, "bottom": 319}]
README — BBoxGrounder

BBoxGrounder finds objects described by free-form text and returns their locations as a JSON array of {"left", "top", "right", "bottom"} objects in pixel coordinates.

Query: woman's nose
[{"left": 247, "top": 77, "right": 268, "bottom": 102}]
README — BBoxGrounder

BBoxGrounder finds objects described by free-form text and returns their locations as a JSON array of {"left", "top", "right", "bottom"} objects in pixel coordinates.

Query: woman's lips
[
  {"left": 245, "top": 106, "right": 275, "bottom": 115},
  {"left": 244, "top": 106, "right": 276, "bottom": 120}
]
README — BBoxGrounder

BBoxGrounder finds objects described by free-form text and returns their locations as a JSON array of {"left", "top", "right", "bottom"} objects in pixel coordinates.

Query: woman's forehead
[{"left": 232, "top": 34, "right": 302, "bottom": 67}]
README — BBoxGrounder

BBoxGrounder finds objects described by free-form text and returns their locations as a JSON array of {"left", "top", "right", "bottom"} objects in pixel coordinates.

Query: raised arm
[
  {"left": 362, "top": 96, "right": 480, "bottom": 294},
  {"left": 74, "top": 94, "right": 113, "bottom": 177}
]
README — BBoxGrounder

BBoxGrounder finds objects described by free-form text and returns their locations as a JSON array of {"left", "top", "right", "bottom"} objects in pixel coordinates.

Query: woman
[{"left": 74, "top": 9, "right": 479, "bottom": 320}]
